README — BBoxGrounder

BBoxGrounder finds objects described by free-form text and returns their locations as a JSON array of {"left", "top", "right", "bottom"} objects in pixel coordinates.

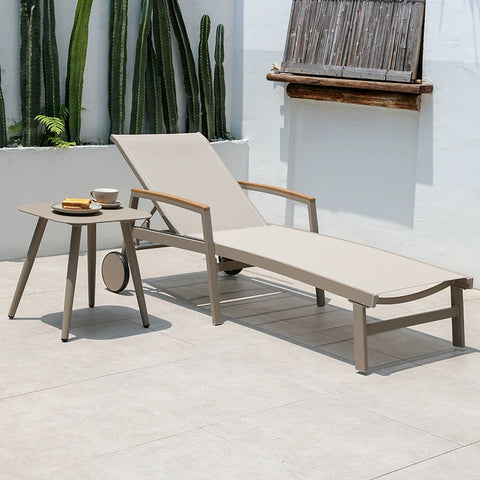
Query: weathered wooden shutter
[{"left": 282, "top": 0, "right": 425, "bottom": 83}]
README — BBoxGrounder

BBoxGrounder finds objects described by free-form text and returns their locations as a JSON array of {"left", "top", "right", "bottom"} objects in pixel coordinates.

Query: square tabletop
[{"left": 18, "top": 203, "right": 151, "bottom": 225}]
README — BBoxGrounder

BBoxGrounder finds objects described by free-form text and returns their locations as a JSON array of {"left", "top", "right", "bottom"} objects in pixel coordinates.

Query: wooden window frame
[{"left": 268, "top": 0, "right": 432, "bottom": 111}]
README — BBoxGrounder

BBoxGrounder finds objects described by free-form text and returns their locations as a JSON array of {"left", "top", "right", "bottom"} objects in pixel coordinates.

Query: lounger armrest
[
  {"left": 131, "top": 188, "right": 210, "bottom": 213},
  {"left": 238, "top": 181, "right": 315, "bottom": 203},
  {"left": 238, "top": 181, "right": 319, "bottom": 233}
]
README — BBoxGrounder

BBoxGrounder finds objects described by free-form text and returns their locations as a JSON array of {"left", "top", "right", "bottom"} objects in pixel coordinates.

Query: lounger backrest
[{"left": 112, "top": 133, "right": 267, "bottom": 235}]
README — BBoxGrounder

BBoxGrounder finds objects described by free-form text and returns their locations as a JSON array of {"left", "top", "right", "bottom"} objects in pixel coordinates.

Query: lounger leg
[
  {"left": 451, "top": 285, "right": 465, "bottom": 347},
  {"left": 62, "top": 226, "right": 82, "bottom": 342},
  {"left": 8, "top": 218, "right": 48, "bottom": 318},
  {"left": 120, "top": 221, "right": 149, "bottom": 328},
  {"left": 316, "top": 288, "right": 325, "bottom": 307},
  {"left": 205, "top": 249, "right": 222, "bottom": 325},
  {"left": 87, "top": 224, "right": 96, "bottom": 308},
  {"left": 200, "top": 210, "right": 222, "bottom": 325},
  {"left": 352, "top": 302, "right": 368, "bottom": 373}
]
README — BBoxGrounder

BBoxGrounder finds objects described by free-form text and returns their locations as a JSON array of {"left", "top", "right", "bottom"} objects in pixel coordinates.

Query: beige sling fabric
[
  {"left": 213, "top": 225, "right": 468, "bottom": 307},
  {"left": 112, "top": 133, "right": 266, "bottom": 235}
]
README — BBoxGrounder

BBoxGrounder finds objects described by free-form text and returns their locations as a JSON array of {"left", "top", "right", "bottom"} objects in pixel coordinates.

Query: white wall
[
  {"left": 0, "top": 0, "right": 239, "bottom": 144},
  {"left": 0, "top": 140, "right": 248, "bottom": 260},
  {"left": 239, "top": 0, "right": 480, "bottom": 281}
]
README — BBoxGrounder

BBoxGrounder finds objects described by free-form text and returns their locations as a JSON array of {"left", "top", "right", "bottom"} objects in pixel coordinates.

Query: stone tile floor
[{"left": 1, "top": 247, "right": 479, "bottom": 479}]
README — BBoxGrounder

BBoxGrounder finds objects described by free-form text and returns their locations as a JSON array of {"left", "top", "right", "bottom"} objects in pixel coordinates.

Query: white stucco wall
[
  {"left": 1, "top": 0, "right": 480, "bottom": 281},
  {"left": 239, "top": 0, "right": 480, "bottom": 281},
  {"left": 0, "top": 0, "right": 238, "bottom": 144}
]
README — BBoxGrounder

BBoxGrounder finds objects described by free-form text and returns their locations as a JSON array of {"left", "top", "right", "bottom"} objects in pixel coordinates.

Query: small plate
[
  {"left": 97, "top": 201, "right": 123, "bottom": 209},
  {"left": 51, "top": 202, "right": 102, "bottom": 215}
]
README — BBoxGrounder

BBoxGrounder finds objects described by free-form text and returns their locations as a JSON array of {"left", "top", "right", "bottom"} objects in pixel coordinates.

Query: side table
[{"left": 8, "top": 203, "right": 151, "bottom": 342}]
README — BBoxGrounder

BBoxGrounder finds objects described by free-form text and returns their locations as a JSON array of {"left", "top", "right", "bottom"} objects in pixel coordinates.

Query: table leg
[
  {"left": 8, "top": 218, "right": 48, "bottom": 318},
  {"left": 87, "top": 224, "right": 96, "bottom": 308},
  {"left": 61, "top": 225, "right": 82, "bottom": 342},
  {"left": 120, "top": 221, "right": 149, "bottom": 328}
]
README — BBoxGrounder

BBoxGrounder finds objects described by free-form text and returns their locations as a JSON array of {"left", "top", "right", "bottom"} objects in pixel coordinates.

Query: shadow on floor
[
  {"left": 139, "top": 270, "right": 479, "bottom": 375},
  {"left": 40, "top": 305, "right": 171, "bottom": 341}
]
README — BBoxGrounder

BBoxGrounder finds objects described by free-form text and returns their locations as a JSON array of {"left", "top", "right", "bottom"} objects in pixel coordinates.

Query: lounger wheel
[
  {"left": 102, "top": 251, "right": 130, "bottom": 293},
  {"left": 219, "top": 256, "right": 243, "bottom": 276}
]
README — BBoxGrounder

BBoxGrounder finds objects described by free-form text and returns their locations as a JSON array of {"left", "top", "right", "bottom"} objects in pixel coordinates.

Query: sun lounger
[{"left": 109, "top": 133, "right": 473, "bottom": 372}]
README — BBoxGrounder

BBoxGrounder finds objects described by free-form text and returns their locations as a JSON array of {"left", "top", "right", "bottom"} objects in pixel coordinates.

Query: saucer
[
  {"left": 52, "top": 202, "right": 102, "bottom": 215},
  {"left": 98, "top": 201, "right": 123, "bottom": 209}
]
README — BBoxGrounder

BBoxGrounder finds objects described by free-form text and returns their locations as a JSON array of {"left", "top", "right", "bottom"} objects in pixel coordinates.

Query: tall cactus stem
[
  {"left": 198, "top": 15, "right": 214, "bottom": 140},
  {"left": 0, "top": 69, "right": 7, "bottom": 148},
  {"left": 146, "top": 29, "right": 163, "bottom": 133},
  {"left": 152, "top": 0, "right": 178, "bottom": 134},
  {"left": 166, "top": 0, "right": 200, "bottom": 133},
  {"left": 214, "top": 24, "right": 227, "bottom": 139},
  {"left": 20, "top": 0, "right": 42, "bottom": 146},
  {"left": 109, "top": 0, "right": 128, "bottom": 136},
  {"left": 130, "top": 0, "right": 152, "bottom": 134},
  {"left": 43, "top": 0, "right": 61, "bottom": 118},
  {"left": 65, "top": 0, "right": 93, "bottom": 144}
]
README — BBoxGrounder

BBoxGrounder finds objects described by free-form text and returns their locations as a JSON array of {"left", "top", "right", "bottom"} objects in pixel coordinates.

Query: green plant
[
  {"left": 130, "top": 0, "right": 152, "bottom": 134},
  {"left": 20, "top": 0, "right": 42, "bottom": 146},
  {"left": 43, "top": 0, "right": 61, "bottom": 118},
  {"left": 0, "top": 69, "right": 7, "bottom": 148},
  {"left": 35, "top": 105, "right": 76, "bottom": 148},
  {"left": 166, "top": 0, "right": 199, "bottom": 133},
  {"left": 152, "top": 0, "right": 178, "bottom": 133},
  {"left": 7, "top": 122, "right": 23, "bottom": 146},
  {"left": 198, "top": 15, "right": 214, "bottom": 140},
  {"left": 214, "top": 24, "right": 228, "bottom": 139},
  {"left": 109, "top": 0, "right": 128, "bottom": 135},
  {"left": 65, "top": 0, "right": 93, "bottom": 144},
  {"left": 146, "top": 29, "right": 163, "bottom": 133}
]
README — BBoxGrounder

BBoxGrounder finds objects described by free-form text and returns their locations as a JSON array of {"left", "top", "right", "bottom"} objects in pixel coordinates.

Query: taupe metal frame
[
  {"left": 9, "top": 204, "right": 151, "bottom": 342},
  {"left": 128, "top": 182, "right": 326, "bottom": 323},
  {"left": 126, "top": 185, "right": 472, "bottom": 373},
  {"left": 352, "top": 281, "right": 466, "bottom": 372},
  {"left": 238, "top": 181, "right": 325, "bottom": 307},
  {"left": 110, "top": 133, "right": 472, "bottom": 373}
]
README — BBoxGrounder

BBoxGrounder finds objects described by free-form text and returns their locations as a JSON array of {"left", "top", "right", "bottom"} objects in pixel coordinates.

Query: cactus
[
  {"left": 20, "top": 0, "right": 42, "bottom": 146},
  {"left": 130, "top": 0, "right": 152, "bottom": 134},
  {"left": 214, "top": 24, "right": 227, "bottom": 139},
  {"left": 0, "top": 69, "right": 7, "bottom": 148},
  {"left": 109, "top": 0, "right": 128, "bottom": 136},
  {"left": 43, "top": 0, "right": 61, "bottom": 119},
  {"left": 146, "top": 29, "right": 163, "bottom": 133},
  {"left": 198, "top": 15, "right": 214, "bottom": 140},
  {"left": 166, "top": 0, "right": 200, "bottom": 133},
  {"left": 152, "top": 0, "right": 178, "bottom": 133},
  {"left": 65, "top": 0, "right": 93, "bottom": 144}
]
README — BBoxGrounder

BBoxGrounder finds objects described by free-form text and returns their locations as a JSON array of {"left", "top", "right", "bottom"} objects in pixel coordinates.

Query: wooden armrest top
[
  {"left": 238, "top": 181, "right": 315, "bottom": 202},
  {"left": 131, "top": 188, "right": 210, "bottom": 212}
]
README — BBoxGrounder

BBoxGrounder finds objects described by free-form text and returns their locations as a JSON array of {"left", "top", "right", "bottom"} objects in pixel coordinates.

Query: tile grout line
[
  {"left": 0, "top": 354, "right": 210, "bottom": 402},
  {"left": 325, "top": 390, "right": 465, "bottom": 448},
  {"left": 368, "top": 443, "right": 477, "bottom": 479},
  {"left": 200, "top": 426, "right": 314, "bottom": 479}
]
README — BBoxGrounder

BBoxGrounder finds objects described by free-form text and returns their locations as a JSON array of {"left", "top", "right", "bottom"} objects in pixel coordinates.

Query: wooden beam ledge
[
  {"left": 267, "top": 72, "right": 433, "bottom": 93},
  {"left": 287, "top": 84, "right": 421, "bottom": 111},
  {"left": 267, "top": 72, "right": 433, "bottom": 111}
]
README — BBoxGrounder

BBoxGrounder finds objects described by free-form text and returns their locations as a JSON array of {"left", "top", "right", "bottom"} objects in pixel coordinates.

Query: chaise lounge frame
[{"left": 111, "top": 133, "right": 473, "bottom": 373}]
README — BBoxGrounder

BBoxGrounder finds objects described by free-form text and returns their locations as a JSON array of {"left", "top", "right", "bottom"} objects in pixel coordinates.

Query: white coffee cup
[{"left": 90, "top": 188, "right": 119, "bottom": 204}]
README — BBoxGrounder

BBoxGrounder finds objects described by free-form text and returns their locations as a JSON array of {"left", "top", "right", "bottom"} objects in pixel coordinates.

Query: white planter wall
[
  {"left": 238, "top": 0, "right": 480, "bottom": 282},
  {"left": 0, "top": 140, "right": 248, "bottom": 260}
]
